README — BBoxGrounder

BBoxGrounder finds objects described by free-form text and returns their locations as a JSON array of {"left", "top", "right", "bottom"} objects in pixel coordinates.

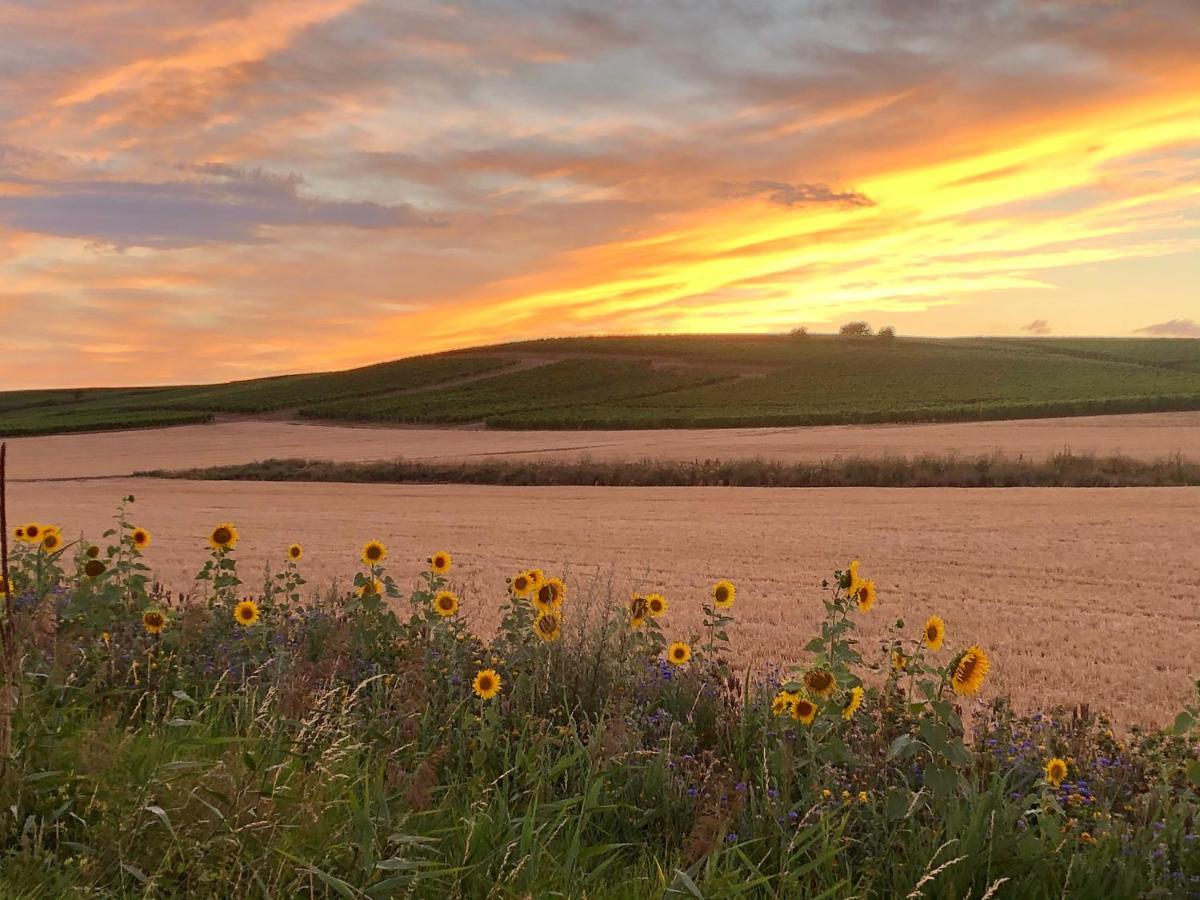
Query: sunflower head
[
  {"left": 361, "top": 540, "right": 388, "bottom": 567},
  {"left": 840, "top": 559, "right": 861, "bottom": 592},
  {"left": 629, "top": 594, "right": 649, "bottom": 629},
  {"left": 209, "top": 523, "right": 238, "bottom": 552},
  {"left": 287, "top": 543, "right": 303, "bottom": 561},
  {"left": 142, "top": 609, "right": 167, "bottom": 635},
  {"left": 23, "top": 523, "right": 42, "bottom": 541},
  {"left": 13, "top": 526, "right": 25, "bottom": 541},
  {"left": 922, "top": 615, "right": 945, "bottom": 651},
  {"left": 712, "top": 580, "right": 736, "bottom": 609},
  {"left": 433, "top": 590, "right": 459, "bottom": 618},
  {"left": 646, "top": 593, "right": 668, "bottom": 617},
  {"left": 472, "top": 668, "right": 502, "bottom": 700},
  {"left": 131, "top": 527, "right": 151, "bottom": 549},
  {"left": 771, "top": 690, "right": 799, "bottom": 717},
  {"left": 841, "top": 686, "right": 865, "bottom": 720},
  {"left": 84, "top": 559, "right": 107, "bottom": 578},
  {"left": 527, "top": 569, "right": 545, "bottom": 589},
  {"left": 1044, "top": 757, "right": 1068, "bottom": 787},
  {"left": 40, "top": 531, "right": 62, "bottom": 553},
  {"left": 793, "top": 697, "right": 818, "bottom": 725},
  {"left": 85, "top": 544, "right": 101, "bottom": 559},
  {"left": 429, "top": 550, "right": 452, "bottom": 574},
  {"left": 950, "top": 645, "right": 990, "bottom": 696},
  {"left": 667, "top": 641, "right": 691, "bottom": 666},
  {"left": 853, "top": 579, "right": 877, "bottom": 613},
  {"left": 534, "top": 612, "right": 562, "bottom": 643},
  {"left": 357, "top": 578, "right": 383, "bottom": 598},
  {"left": 804, "top": 668, "right": 837, "bottom": 698},
  {"left": 532, "top": 578, "right": 564, "bottom": 614},
  {"left": 233, "top": 599, "right": 260, "bottom": 627},
  {"left": 510, "top": 572, "right": 533, "bottom": 597}
]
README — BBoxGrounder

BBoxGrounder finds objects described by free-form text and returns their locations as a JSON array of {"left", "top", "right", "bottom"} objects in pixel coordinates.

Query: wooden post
[{"left": 0, "top": 443, "right": 13, "bottom": 763}]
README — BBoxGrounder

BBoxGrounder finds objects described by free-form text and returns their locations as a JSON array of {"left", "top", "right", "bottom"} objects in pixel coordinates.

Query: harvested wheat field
[
  {"left": 9, "top": 476, "right": 1198, "bottom": 727},
  {"left": 7, "top": 410, "right": 1200, "bottom": 481}
]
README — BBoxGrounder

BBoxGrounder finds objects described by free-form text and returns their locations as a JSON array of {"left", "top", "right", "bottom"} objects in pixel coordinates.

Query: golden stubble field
[{"left": 9, "top": 473, "right": 1199, "bottom": 728}]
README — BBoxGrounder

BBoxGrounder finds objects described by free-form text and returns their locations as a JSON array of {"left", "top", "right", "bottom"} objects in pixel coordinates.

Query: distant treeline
[{"left": 143, "top": 451, "right": 1200, "bottom": 488}]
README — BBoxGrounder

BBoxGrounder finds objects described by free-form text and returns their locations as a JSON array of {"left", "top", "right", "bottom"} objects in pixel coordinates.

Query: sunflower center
[
  {"left": 214, "top": 527, "right": 231, "bottom": 544},
  {"left": 715, "top": 586, "right": 729, "bottom": 602},
  {"left": 958, "top": 656, "right": 977, "bottom": 680},
  {"left": 479, "top": 676, "right": 493, "bottom": 691}
]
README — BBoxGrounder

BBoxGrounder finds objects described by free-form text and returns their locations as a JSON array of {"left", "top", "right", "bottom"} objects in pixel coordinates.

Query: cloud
[
  {"left": 1021, "top": 319, "right": 1052, "bottom": 335},
  {"left": 713, "top": 180, "right": 874, "bottom": 208},
  {"left": 1135, "top": 318, "right": 1200, "bottom": 337}
]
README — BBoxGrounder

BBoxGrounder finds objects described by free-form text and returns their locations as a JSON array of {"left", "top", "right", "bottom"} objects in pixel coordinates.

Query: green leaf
[
  {"left": 923, "top": 764, "right": 958, "bottom": 802},
  {"left": 1169, "top": 711, "right": 1196, "bottom": 735},
  {"left": 887, "top": 734, "right": 917, "bottom": 760},
  {"left": 1187, "top": 760, "right": 1200, "bottom": 787}
]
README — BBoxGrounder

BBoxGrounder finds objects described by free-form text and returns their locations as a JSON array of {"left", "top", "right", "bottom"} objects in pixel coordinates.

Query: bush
[{"left": 839, "top": 321, "right": 874, "bottom": 337}]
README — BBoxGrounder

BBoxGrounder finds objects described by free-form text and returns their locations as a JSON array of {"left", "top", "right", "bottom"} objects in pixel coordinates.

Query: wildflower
[
  {"left": 40, "top": 531, "right": 62, "bottom": 553},
  {"left": 629, "top": 594, "right": 649, "bottom": 629},
  {"left": 142, "top": 609, "right": 167, "bottom": 635},
  {"left": 842, "top": 686, "right": 864, "bottom": 720},
  {"left": 84, "top": 559, "right": 106, "bottom": 578},
  {"left": 510, "top": 571, "right": 534, "bottom": 597},
  {"left": 433, "top": 590, "right": 459, "bottom": 617},
  {"left": 667, "top": 642, "right": 691, "bottom": 666},
  {"left": 1079, "top": 832, "right": 1095, "bottom": 845},
  {"left": 858, "top": 791, "right": 869, "bottom": 804},
  {"left": 1042, "top": 757, "right": 1067, "bottom": 786},
  {"left": 892, "top": 650, "right": 909, "bottom": 672},
  {"left": 233, "top": 599, "right": 260, "bottom": 627},
  {"left": 922, "top": 615, "right": 945, "bottom": 651},
  {"left": 22, "top": 523, "right": 42, "bottom": 542},
  {"left": 712, "top": 579, "right": 736, "bottom": 609},
  {"left": 361, "top": 540, "right": 387, "bottom": 567},
  {"left": 821, "top": 788, "right": 832, "bottom": 800},
  {"left": 854, "top": 579, "right": 877, "bottom": 612},
  {"left": 358, "top": 578, "right": 383, "bottom": 598},
  {"left": 287, "top": 544, "right": 303, "bottom": 561},
  {"left": 533, "top": 578, "right": 565, "bottom": 614},
  {"left": 131, "top": 527, "right": 151, "bottom": 549},
  {"left": 209, "top": 523, "right": 238, "bottom": 552},
  {"left": 472, "top": 668, "right": 502, "bottom": 700},
  {"left": 793, "top": 697, "right": 818, "bottom": 725},
  {"left": 951, "top": 645, "right": 990, "bottom": 696},
  {"left": 534, "top": 612, "right": 562, "bottom": 643},
  {"left": 646, "top": 593, "right": 668, "bottom": 617},
  {"left": 804, "top": 669, "right": 836, "bottom": 698},
  {"left": 429, "top": 550, "right": 452, "bottom": 574},
  {"left": 771, "top": 690, "right": 799, "bottom": 717}
]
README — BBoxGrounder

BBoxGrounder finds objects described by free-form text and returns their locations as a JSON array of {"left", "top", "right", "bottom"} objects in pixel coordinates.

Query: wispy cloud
[
  {"left": 1021, "top": 319, "right": 1052, "bottom": 335},
  {"left": 712, "top": 181, "right": 873, "bottom": 209},
  {"left": 1136, "top": 319, "right": 1200, "bottom": 338}
]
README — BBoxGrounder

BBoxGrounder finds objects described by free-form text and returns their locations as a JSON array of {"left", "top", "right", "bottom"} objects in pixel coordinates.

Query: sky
[{"left": 1, "top": 0, "right": 1199, "bottom": 389}]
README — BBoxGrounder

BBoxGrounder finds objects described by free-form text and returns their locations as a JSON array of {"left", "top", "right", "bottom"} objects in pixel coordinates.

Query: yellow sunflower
[
  {"left": 1044, "top": 757, "right": 1068, "bottom": 787},
  {"left": 433, "top": 590, "right": 459, "bottom": 618},
  {"left": 711, "top": 579, "right": 736, "bottom": 609},
  {"left": 666, "top": 642, "right": 691, "bottom": 666},
  {"left": 646, "top": 593, "right": 668, "bottom": 617},
  {"left": 43, "top": 524, "right": 61, "bottom": 536},
  {"left": 510, "top": 571, "right": 534, "bottom": 597},
  {"left": 843, "top": 559, "right": 861, "bottom": 593},
  {"left": 534, "top": 612, "right": 562, "bottom": 643},
  {"left": 142, "top": 609, "right": 167, "bottom": 635},
  {"left": 22, "top": 523, "right": 42, "bottom": 542},
  {"left": 854, "top": 579, "right": 877, "bottom": 613},
  {"left": 629, "top": 594, "right": 649, "bottom": 629},
  {"left": 804, "top": 669, "right": 837, "bottom": 698},
  {"left": 233, "top": 598, "right": 260, "bottom": 627},
  {"left": 209, "top": 523, "right": 239, "bottom": 552},
  {"left": 922, "top": 615, "right": 945, "bottom": 651},
  {"left": 357, "top": 578, "right": 384, "bottom": 598},
  {"left": 287, "top": 543, "right": 303, "bottom": 561},
  {"left": 841, "top": 686, "right": 864, "bottom": 720},
  {"left": 532, "top": 578, "right": 565, "bottom": 615},
  {"left": 40, "top": 531, "right": 63, "bottom": 553},
  {"left": 361, "top": 540, "right": 388, "bottom": 567},
  {"left": 472, "top": 668, "right": 502, "bottom": 700},
  {"left": 13, "top": 526, "right": 25, "bottom": 541},
  {"left": 84, "top": 559, "right": 107, "bottom": 578},
  {"left": 793, "top": 697, "right": 818, "bottom": 725},
  {"left": 527, "top": 569, "right": 545, "bottom": 589},
  {"left": 429, "top": 550, "right": 452, "bottom": 574},
  {"left": 891, "top": 649, "right": 909, "bottom": 672},
  {"left": 951, "top": 645, "right": 990, "bottom": 696},
  {"left": 131, "top": 527, "right": 151, "bottom": 549},
  {"left": 771, "top": 690, "right": 799, "bottom": 717}
]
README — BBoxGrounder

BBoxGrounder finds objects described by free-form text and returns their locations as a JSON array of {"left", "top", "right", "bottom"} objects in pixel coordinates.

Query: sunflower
[
  {"left": 527, "top": 569, "right": 545, "bottom": 589},
  {"left": 629, "top": 594, "right": 649, "bottom": 629},
  {"left": 433, "top": 590, "right": 459, "bottom": 617},
  {"left": 771, "top": 690, "right": 799, "bottom": 717},
  {"left": 209, "top": 523, "right": 239, "bottom": 552},
  {"left": 233, "top": 599, "right": 260, "bottom": 627},
  {"left": 472, "top": 668, "right": 502, "bottom": 700},
  {"left": 429, "top": 550, "right": 452, "bottom": 574},
  {"left": 361, "top": 540, "right": 388, "bottom": 567},
  {"left": 510, "top": 571, "right": 534, "bottom": 597},
  {"left": 646, "top": 593, "right": 668, "bottom": 617},
  {"left": 40, "top": 531, "right": 62, "bottom": 553},
  {"left": 13, "top": 526, "right": 25, "bottom": 541},
  {"left": 534, "top": 612, "right": 562, "bottom": 643},
  {"left": 22, "top": 523, "right": 42, "bottom": 542},
  {"left": 711, "top": 580, "right": 736, "bottom": 609},
  {"left": 951, "top": 645, "right": 990, "bottom": 696},
  {"left": 891, "top": 650, "right": 909, "bottom": 672},
  {"left": 131, "top": 527, "right": 151, "bottom": 549},
  {"left": 357, "top": 578, "right": 383, "bottom": 598},
  {"left": 804, "top": 669, "right": 837, "bottom": 698},
  {"left": 841, "top": 686, "right": 864, "bottom": 720},
  {"left": 287, "top": 543, "right": 303, "bottom": 561},
  {"left": 793, "top": 697, "right": 818, "bottom": 726},
  {"left": 142, "top": 609, "right": 167, "bottom": 635},
  {"left": 854, "top": 579, "right": 877, "bottom": 613},
  {"left": 922, "top": 615, "right": 945, "bottom": 651},
  {"left": 841, "top": 559, "right": 861, "bottom": 593},
  {"left": 532, "top": 578, "right": 565, "bottom": 615},
  {"left": 85, "top": 544, "right": 101, "bottom": 559},
  {"left": 84, "top": 559, "right": 107, "bottom": 578},
  {"left": 1044, "top": 757, "right": 1068, "bottom": 787},
  {"left": 667, "top": 642, "right": 691, "bottom": 666}
]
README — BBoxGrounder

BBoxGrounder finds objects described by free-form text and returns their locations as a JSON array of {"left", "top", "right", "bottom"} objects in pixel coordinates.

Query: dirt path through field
[
  {"left": 7, "top": 411, "right": 1200, "bottom": 481},
  {"left": 9, "top": 478, "right": 1198, "bottom": 727}
]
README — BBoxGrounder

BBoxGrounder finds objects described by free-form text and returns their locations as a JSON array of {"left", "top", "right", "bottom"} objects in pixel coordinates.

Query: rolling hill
[{"left": 3, "top": 335, "right": 1200, "bottom": 436}]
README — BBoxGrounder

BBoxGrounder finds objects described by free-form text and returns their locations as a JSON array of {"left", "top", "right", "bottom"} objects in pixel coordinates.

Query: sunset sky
[{"left": 2, "top": 0, "right": 1199, "bottom": 388}]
